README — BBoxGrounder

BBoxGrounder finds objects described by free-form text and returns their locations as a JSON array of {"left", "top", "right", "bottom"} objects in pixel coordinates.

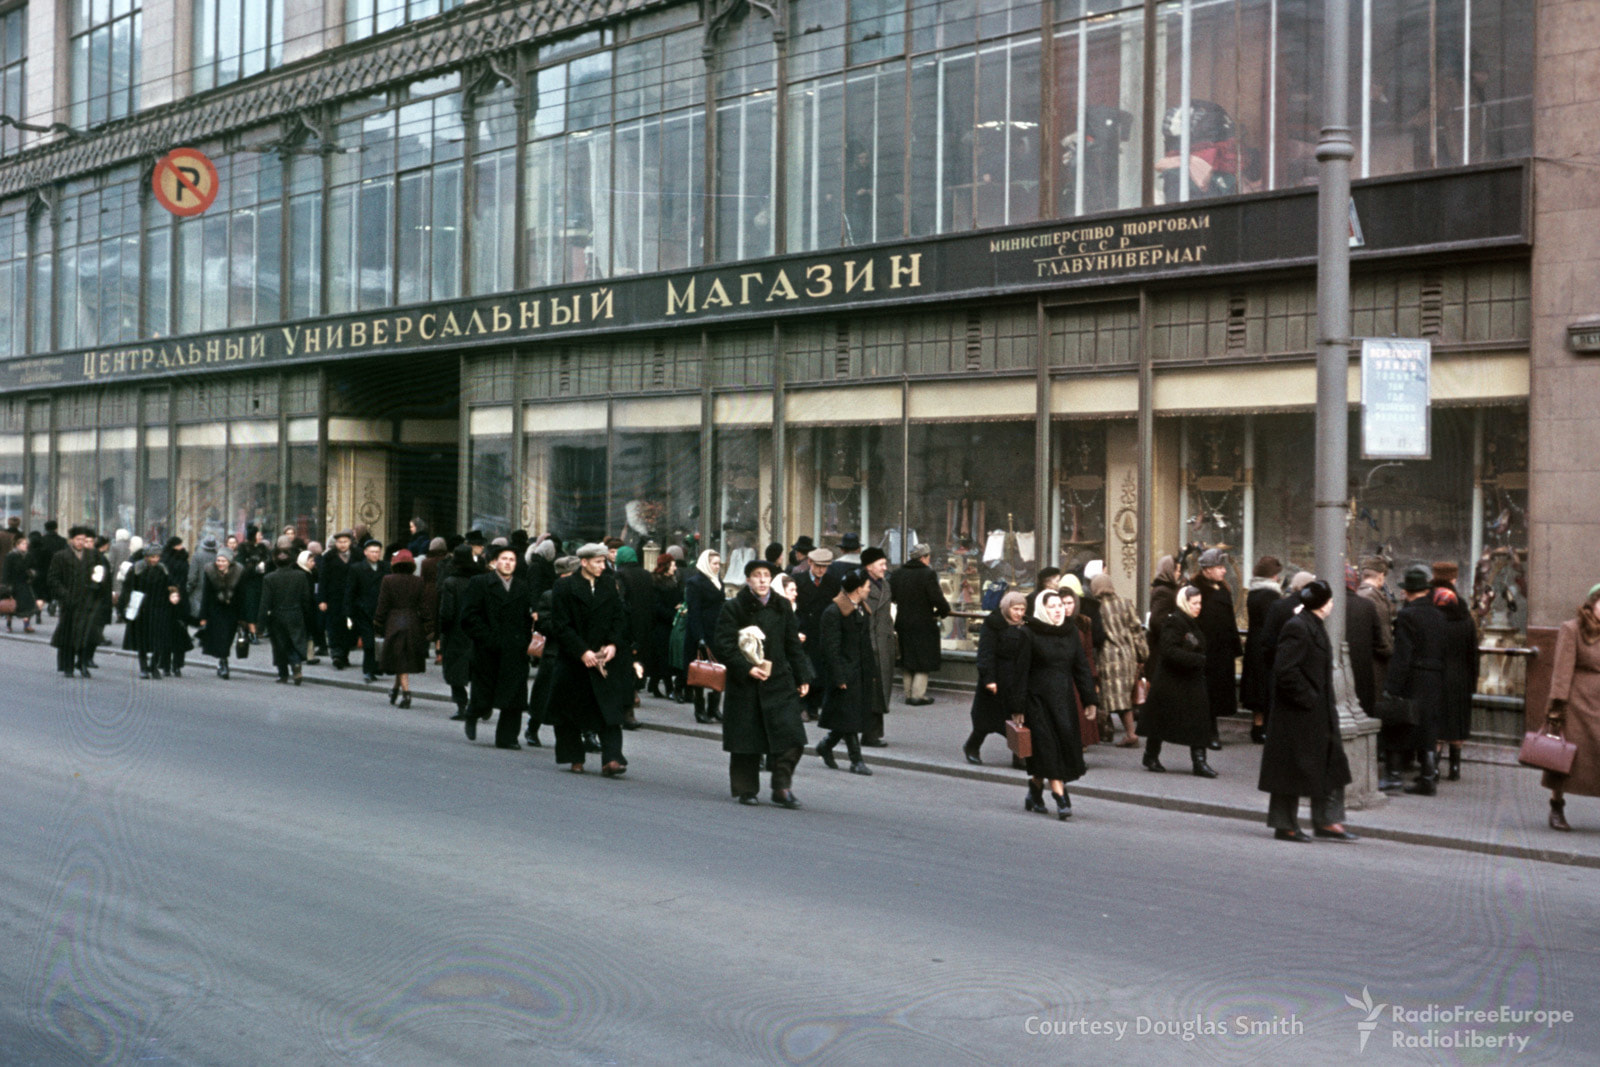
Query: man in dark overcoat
[
  {"left": 319, "top": 531, "right": 356, "bottom": 669},
  {"left": 345, "top": 538, "right": 390, "bottom": 682},
  {"left": 261, "top": 549, "right": 316, "bottom": 684},
  {"left": 1240, "top": 556, "right": 1284, "bottom": 743},
  {"left": 546, "top": 543, "right": 633, "bottom": 771},
  {"left": 1257, "top": 581, "right": 1356, "bottom": 842},
  {"left": 1385, "top": 564, "right": 1450, "bottom": 795},
  {"left": 49, "top": 526, "right": 108, "bottom": 678},
  {"left": 889, "top": 542, "right": 952, "bottom": 706},
  {"left": 714, "top": 558, "right": 814, "bottom": 806},
  {"left": 792, "top": 547, "right": 838, "bottom": 720},
  {"left": 1344, "top": 580, "right": 1391, "bottom": 718},
  {"left": 461, "top": 545, "right": 538, "bottom": 749},
  {"left": 816, "top": 570, "right": 878, "bottom": 775},
  {"left": 860, "top": 547, "right": 895, "bottom": 745},
  {"left": 1193, "top": 547, "right": 1243, "bottom": 749}
]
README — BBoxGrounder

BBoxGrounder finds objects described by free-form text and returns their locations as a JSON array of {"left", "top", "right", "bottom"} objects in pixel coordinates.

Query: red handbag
[
  {"left": 527, "top": 632, "right": 546, "bottom": 659},
  {"left": 1005, "top": 719, "right": 1033, "bottom": 758},
  {"left": 1518, "top": 728, "right": 1577, "bottom": 776},
  {"left": 687, "top": 649, "right": 726, "bottom": 692}
]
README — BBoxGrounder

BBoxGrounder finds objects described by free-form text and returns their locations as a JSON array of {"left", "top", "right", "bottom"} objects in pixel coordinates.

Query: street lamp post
[{"left": 1316, "top": 0, "right": 1385, "bottom": 808}]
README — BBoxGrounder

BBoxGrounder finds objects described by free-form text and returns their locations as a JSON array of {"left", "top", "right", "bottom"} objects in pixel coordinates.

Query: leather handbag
[
  {"left": 0, "top": 595, "right": 15, "bottom": 617},
  {"left": 1375, "top": 693, "right": 1418, "bottom": 727},
  {"left": 235, "top": 633, "right": 250, "bottom": 660},
  {"left": 1005, "top": 719, "right": 1033, "bottom": 759},
  {"left": 1132, "top": 674, "right": 1150, "bottom": 707},
  {"left": 687, "top": 648, "right": 727, "bottom": 692},
  {"left": 527, "top": 632, "right": 546, "bottom": 659},
  {"left": 1518, "top": 727, "right": 1578, "bottom": 776}
]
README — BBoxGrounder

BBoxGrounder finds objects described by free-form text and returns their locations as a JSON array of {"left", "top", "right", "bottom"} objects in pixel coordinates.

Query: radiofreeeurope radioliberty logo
[{"left": 1345, "top": 987, "right": 1387, "bottom": 1052}]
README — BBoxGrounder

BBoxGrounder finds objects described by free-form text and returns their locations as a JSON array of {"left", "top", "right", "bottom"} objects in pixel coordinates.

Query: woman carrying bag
[
  {"left": 1542, "top": 584, "right": 1600, "bottom": 831},
  {"left": 684, "top": 549, "right": 726, "bottom": 724}
]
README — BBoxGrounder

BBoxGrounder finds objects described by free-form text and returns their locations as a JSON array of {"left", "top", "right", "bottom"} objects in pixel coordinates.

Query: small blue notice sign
[{"left": 1361, "top": 338, "right": 1430, "bottom": 459}]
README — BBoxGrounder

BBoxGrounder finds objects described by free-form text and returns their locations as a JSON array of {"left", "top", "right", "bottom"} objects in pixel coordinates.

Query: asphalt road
[{"left": 3, "top": 639, "right": 1597, "bottom": 1066}]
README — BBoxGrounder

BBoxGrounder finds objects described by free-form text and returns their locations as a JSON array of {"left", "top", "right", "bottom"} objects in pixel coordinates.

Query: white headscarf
[
  {"left": 1032, "top": 589, "right": 1062, "bottom": 626},
  {"left": 695, "top": 549, "right": 721, "bottom": 585}
]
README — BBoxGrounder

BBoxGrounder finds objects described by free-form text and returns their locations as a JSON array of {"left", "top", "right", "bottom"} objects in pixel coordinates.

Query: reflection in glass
[
  {"left": 789, "top": 425, "right": 904, "bottom": 560},
  {"left": 610, "top": 432, "right": 699, "bottom": 550},
  {"left": 525, "top": 434, "right": 606, "bottom": 547},
  {"left": 468, "top": 434, "right": 513, "bottom": 538}
]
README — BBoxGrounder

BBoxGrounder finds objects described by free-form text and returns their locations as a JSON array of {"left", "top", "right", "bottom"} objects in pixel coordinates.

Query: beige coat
[{"left": 1545, "top": 617, "right": 1600, "bottom": 798}]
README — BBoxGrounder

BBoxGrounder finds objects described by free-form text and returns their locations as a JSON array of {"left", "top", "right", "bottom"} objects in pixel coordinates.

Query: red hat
[{"left": 392, "top": 549, "right": 414, "bottom": 564}]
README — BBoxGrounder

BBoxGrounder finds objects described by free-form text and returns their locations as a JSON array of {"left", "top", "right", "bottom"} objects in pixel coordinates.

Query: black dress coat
[
  {"left": 1437, "top": 594, "right": 1479, "bottom": 743},
  {"left": 647, "top": 573, "right": 682, "bottom": 679},
  {"left": 437, "top": 562, "right": 484, "bottom": 689},
  {"left": 793, "top": 567, "right": 841, "bottom": 644},
  {"left": 615, "top": 561, "right": 656, "bottom": 658},
  {"left": 318, "top": 550, "right": 353, "bottom": 615},
  {"left": 999, "top": 618, "right": 1099, "bottom": 783},
  {"left": 713, "top": 586, "right": 814, "bottom": 755},
  {"left": 196, "top": 564, "right": 245, "bottom": 659},
  {"left": 259, "top": 566, "right": 315, "bottom": 668},
  {"left": 889, "top": 559, "right": 952, "bottom": 672},
  {"left": 345, "top": 560, "right": 390, "bottom": 629},
  {"left": 1344, "top": 589, "right": 1391, "bottom": 717},
  {"left": 48, "top": 548, "right": 110, "bottom": 654},
  {"left": 375, "top": 572, "right": 429, "bottom": 674},
  {"left": 461, "top": 572, "right": 536, "bottom": 711},
  {"left": 1142, "top": 609, "right": 1211, "bottom": 748},
  {"left": 1195, "top": 576, "right": 1242, "bottom": 719},
  {"left": 683, "top": 569, "right": 726, "bottom": 654},
  {"left": 3, "top": 548, "right": 35, "bottom": 616},
  {"left": 1385, "top": 596, "right": 1449, "bottom": 749},
  {"left": 1239, "top": 580, "right": 1282, "bottom": 714},
  {"left": 1257, "top": 610, "right": 1353, "bottom": 798},
  {"left": 528, "top": 588, "right": 560, "bottom": 724},
  {"left": 118, "top": 561, "right": 189, "bottom": 659},
  {"left": 526, "top": 554, "right": 558, "bottom": 606},
  {"left": 1255, "top": 593, "right": 1302, "bottom": 715},
  {"left": 547, "top": 571, "right": 634, "bottom": 729},
  {"left": 968, "top": 608, "right": 1015, "bottom": 735},
  {"left": 1146, "top": 576, "right": 1180, "bottom": 670},
  {"left": 817, "top": 593, "right": 877, "bottom": 733}
]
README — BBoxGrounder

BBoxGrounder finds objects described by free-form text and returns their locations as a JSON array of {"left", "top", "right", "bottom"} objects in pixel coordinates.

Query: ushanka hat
[
  {"left": 860, "top": 547, "right": 887, "bottom": 567},
  {"left": 744, "top": 557, "right": 775, "bottom": 577}
]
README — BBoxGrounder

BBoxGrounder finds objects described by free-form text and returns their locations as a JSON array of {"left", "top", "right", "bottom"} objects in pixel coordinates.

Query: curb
[{"left": 8, "top": 632, "right": 1595, "bottom": 870}]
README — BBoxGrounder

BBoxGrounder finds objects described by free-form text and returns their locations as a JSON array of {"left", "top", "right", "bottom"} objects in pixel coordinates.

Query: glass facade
[
  {"left": 69, "top": 0, "right": 139, "bottom": 129},
  {"left": 0, "top": 5, "right": 24, "bottom": 158},
  {"left": 193, "top": 0, "right": 283, "bottom": 91}
]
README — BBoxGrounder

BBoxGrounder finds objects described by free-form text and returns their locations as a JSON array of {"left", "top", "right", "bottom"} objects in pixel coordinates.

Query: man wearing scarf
[
  {"left": 859, "top": 547, "right": 895, "bottom": 746},
  {"left": 49, "top": 526, "right": 109, "bottom": 678},
  {"left": 546, "top": 543, "right": 633, "bottom": 773}
]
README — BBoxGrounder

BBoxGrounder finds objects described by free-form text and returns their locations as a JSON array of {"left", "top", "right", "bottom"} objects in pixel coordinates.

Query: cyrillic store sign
[
  {"left": 1361, "top": 338, "right": 1431, "bottom": 460},
  {"left": 0, "top": 165, "right": 1525, "bottom": 392}
]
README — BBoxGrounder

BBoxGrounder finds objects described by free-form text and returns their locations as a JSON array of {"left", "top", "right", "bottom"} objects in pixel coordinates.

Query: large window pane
[
  {"left": 610, "top": 432, "right": 699, "bottom": 548},
  {"left": 1054, "top": 5, "right": 1143, "bottom": 216},
  {"left": 469, "top": 433, "right": 513, "bottom": 538},
  {"left": 789, "top": 425, "right": 905, "bottom": 561}
]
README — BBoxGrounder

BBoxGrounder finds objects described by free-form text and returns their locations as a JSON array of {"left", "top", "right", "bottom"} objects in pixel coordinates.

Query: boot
[
  {"left": 1379, "top": 748, "right": 1405, "bottom": 792},
  {"left": 648, "top": 678, "right": 665, "bottom": 699},
  {"left": 961, "top": 730, "right": 984, "bottom": 765},
  {"left": 1550, "top": 798, "right": 1572, "bottom": 832},
  {"left": 693, "top": 690, "right": 713, "bottom": 724},
  {"left": 1250, "top": 721, "right": 1267, "bottom": 744},
  {"left": 1024, "top": 781, "right": 1047, "bottom": 814},
  {"left": 816, "top": 732, "right": 839, "bottom": 770},
  {"left": 1190, "top": 747, "right": 1218, "bottom": 778},
  {"left": 583, "top": 732, "right": 602, "bottom": 753},
  {"left": 1053, "top": 790, "right": 1072, "bottom": 820},
  {"left": 1404, "top": 751, "right": 1438, "bottom": 795},
  {"left": 1447, "top": 745, "right": 1461, "bottom": 782}
]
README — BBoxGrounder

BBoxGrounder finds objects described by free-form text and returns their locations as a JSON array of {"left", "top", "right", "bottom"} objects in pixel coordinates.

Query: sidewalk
[{"left": 10, "top": 614, "right": 1597, "bottom": 869}]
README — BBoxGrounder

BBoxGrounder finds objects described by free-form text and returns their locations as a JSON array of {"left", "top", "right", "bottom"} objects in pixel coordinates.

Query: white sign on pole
[{"left": 1360, "top": 338, "right": 1431, "bottom": 459}]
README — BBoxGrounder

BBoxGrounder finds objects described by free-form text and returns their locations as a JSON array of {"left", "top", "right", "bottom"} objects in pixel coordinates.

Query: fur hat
[
  {"left": 860, "top": 547, "right": 887, "bottom": 567},
  {"left": 665, "top": 545, "right": 685, "bottom": 562},
  {"left": 1198, "top": 547, "right": 1228, "bottom": 569},
  {"left": 744, "top": 557, "right": 775, "bottom": 578}
]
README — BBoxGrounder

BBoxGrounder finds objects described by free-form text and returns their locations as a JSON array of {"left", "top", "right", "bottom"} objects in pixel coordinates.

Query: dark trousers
[
  {"left": 449, "top": 683, "right": 469, "bottom": 710},
  {"left": 1144, "top": 738, "right": 1206, "bottom": 765},
  {"left": 326, "top": 611, "right": 352, "bottom": 664},
  {"left": 350, "top": 613, "right": 378, "bottom": 675},
  {"left": 693, "top": 687, "right": 722, "bottom": 719},
  {"left": 820, "top": 730, "right": 862, "bottom": 763},
  {"left": 1267, "top": 786, "right": 1346, "bottom": 831},
  {"left": 554, "top": 722, "right": 622, "bottom": 765},
  {"left": 57, "top": 644, "right": 86, "bottom": 672},
  {"left": 730, "top": 745, "right": 802, "bottom": 797}
]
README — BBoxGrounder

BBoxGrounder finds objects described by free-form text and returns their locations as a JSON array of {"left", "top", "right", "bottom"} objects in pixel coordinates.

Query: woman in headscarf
[
  {"left": 1000, "top": 589, "right": 1100, "bottom": 820},
  {"left": 1092, "top": 572, "right": 1148, "bottom": 748},
  {"left": 963, "top": 590, "right": 1029, "bottom": 766},
  {"left": 1433, "top": 585, "right": 1479, "bottom": 782},
  {"left": 1541, "top": 584, "right": 1600, "bottom": 832},
  {"left": 683, "top": 548, "right": 726, "bottom": 724},
  {"left": 120, "top": 541, "right": 190, "bottom": 678},
  {"left": 196, "top": 548, "right": 245, "bottom": 679},
  {"left": 1147, "top": 554, "right": 1181, "bottom": 671},
  {"left": 1141, "top": 584, "right": 1219, "bottom": 778}
]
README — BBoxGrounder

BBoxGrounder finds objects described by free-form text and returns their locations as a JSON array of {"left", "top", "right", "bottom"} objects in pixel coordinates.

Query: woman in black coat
[
  {"left": 1000, "top": 589, "right": 1099, "bottom": 820},
  {"left": 438, "top": 545, "right": 483, "bottom": 717},
  {"left": 1141, "top": 585, "right": 1219, "bottom": 778},
  {"left": 713, "top": 558, "right": 814, "bottom": 806},
  {"left": 260, "top": 549, "right": 316, "bottom": 684},
  {"left": 1433, "top": 585, "right": 1479, "bottom": 781},
  {"left": 1194, "top": 556, "right": 1243, "bottom": 747},
  {"left": 646, "top": 556, "right": 683, "bottom": 699},
  {"left": 1385, "top": 567, "right": 1451, "bottom": 795},
  {"left": 889, "top": 548, "right": 952, "bottom": 705},
  {"left": 963, "top": 592, "right": 1029, "bottom": 765},
  {"left": 684, "top": 549, "right": 726, "bottom": 724},
  {"left": 1146, "top": 554, "right": 1181, "bottom": 667},
  {"left": 196, "top": 551, "right": 245, "bottom": 678},
  {"left": 1239, "top": 558, "right": 1284, "bottom": 742},
  {"left": 525, "top": 557, "right": 579, "bottom": 747},
  {"left": 816, "top": 571, "right": 878, "bottom": 775},
  {"left": 119, "top": 544, "right": 190, "bottom": 677},
  {"left": 3, "top": 537, "right": 36, "bottom": 632},
  {"left": 375, "top": 550, "right": 429, "bottom": 707},
  {"left": 1257, "top": 580, "right": 1355, "bottom": 841}
]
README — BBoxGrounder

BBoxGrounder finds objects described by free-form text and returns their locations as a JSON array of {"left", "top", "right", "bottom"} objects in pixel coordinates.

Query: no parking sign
[{"left": 152, "top": 148, "right": 220, "bottom": 217}]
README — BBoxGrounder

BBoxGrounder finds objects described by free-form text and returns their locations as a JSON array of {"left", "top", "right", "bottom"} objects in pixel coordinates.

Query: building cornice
[{"left": 0, "top": 0, "right": 668, "bottom": 198}]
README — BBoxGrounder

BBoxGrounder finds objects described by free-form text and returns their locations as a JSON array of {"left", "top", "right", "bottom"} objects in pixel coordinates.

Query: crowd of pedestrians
[{"left": 3, "top": 512, "right": 1595, "bottom": 835}]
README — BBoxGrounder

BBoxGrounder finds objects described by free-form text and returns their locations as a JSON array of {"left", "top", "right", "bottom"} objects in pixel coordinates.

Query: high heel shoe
[
  {"left": 1142, "top": 753, "right": 1166, "bottom": 773},
  {"left": 399, "top": 692, "right": 411, "bottom": 709},
  {"left": 1024, "top": 782, "right": 1047, "bottom": 814},
  {"left": 1053, "top": 791, "right": 1071, "bottom": 820},
  {"left": 1550, "top": 798, "right": 1572, "bottom": 832},
  {"left": 389, "top": 684, "right": 400, "bottom": 706}
]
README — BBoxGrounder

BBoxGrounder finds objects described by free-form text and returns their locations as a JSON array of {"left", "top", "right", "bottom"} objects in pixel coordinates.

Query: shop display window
[
  {"left": 610, "top": 432, "right": 699, "bottom": 552},
  {"left": 790, "top": 425, "right": 904, "bottom": 561}
]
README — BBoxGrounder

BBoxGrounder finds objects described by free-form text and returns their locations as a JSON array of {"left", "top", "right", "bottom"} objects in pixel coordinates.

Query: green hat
[
  {"left": 616, "top": 546, "right": 638, "bottom": 565},
  {"left": 1401, "top": 565, "right": 1433, "bottom": 593}
]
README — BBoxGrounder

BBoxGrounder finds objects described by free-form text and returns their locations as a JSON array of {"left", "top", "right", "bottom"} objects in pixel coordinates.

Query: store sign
[
  {"left": 0, "top": 165, "right": 1527, "bottom": 393},
  {"left": 1566, "top": 320, "right": 1600, "bottom": 353},
  {"left": 1361, "top": 338, "right": 1431, "bottom": 459}
]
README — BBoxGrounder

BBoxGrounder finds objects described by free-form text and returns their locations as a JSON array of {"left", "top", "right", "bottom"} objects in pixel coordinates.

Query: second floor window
[
  {"left": 0, "top": 5, "right": 24, "bottom": 157},
  {"left": 194, "top": 0, "right": 284, "bottom": 91},
  {"left": 70, "top": 0, "right": 140, "bottom": 128},
  {"left": 346, "top": 0, "right": 462, "bottom": 42}
]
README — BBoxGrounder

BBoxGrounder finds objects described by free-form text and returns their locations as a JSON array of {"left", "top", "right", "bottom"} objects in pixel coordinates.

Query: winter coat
[
  {"left": 999, "top": 618, "right": 1099, "bottom": 783},
  {"left": 969, "top": 608, "right": 1017, "bottom": 735},
  {"left": 345, "top": 560, "right": 389, "bottom": 626},
  {"left": 647, "top": 573, "right": 682, "bottom": 678},
  {"left": 615, "top": 561, "right": 656, "bottom": 656},
  {"left": 196, "top": 563, "right": 245, "bottom": 659},
  {"left": 235, "top": 541, "right": 269, "bottom": 624},
  {"left": 1095, "top": 592, "right": 1148, "bottom": 714},
  {"left": 817, "top": 593, "right": 878, "bottom": 733},
  {"left": 1356, "top": 582, "right": 1396, "bottom": 697},
  {"left": 1384, "top": 596, "right": 1449, "bottom": 749},
  {"left": 528, "top": 589, "right": 560, "bottom": 724},
  {"left": 49, "top": 548, "right": 111, "bottom": 653},
  {"left": 527, "top": 554, "right": 557, "bottom": 606},
  {"left": 2, "top": 548, "right": 35, "bottom": 615},
  {"left": 1257, "top": 610, "right": 1353, "bottom": 798},
  {"left": 713, "top": 586, "right": 814, "bottom": 755},
  {"left": 546, "top": 571, "right": 634, "bottom": 730},
  {"left": 187, "top": 539, "right": 219, "bottom": 616},
  {"left": 1437, "top": 594, "right": 1479, "bottom": 743},
  {"left": 1544, "top": 618, "right": 1600, "bottom": 798},
  {"left": 318, "top": 549, "right": 354, "bottom": 616},
  {"left": 437, "top": 562, "right": 484, "bottom": 688},
  {"left": 793, "top": 567, "right": 840, "bottom": 644},
  {"left": 375, "top": 572, "right": 429, "bottom": 675},
  {"left": 260, "top": 566, "right": 315, "bottom": 669},
  {"left": 1195, "top": 575, "right": 1242, "bottom": 719},
  {"left": 1239, "top": 578, "right": 1283, "bottom": 714},
  {"left": 864, "top": 576, "right": 895, "bottom": 709},
  {"left": 1255, "top": 594, "right": 1302, "bottom": 717},
  {"left": 1344, "top": 589, "right": 1393, "bottom": 717},
  {"left": 889, "top": 559, "right": 952, "bottom": 673},
  {"left": 461, "top": 572, "right": 536, "bottom": 711},
  {"left": 161, "top": 549, "right": 192, "bottom": 623},
  {"left": 683, "top": 569, "right": 726, "bottom": 654},
  {"left": 420, "top": 550, "right": 449, "bottom": 639},
  {"left": 118, "top": 561, "right": 188, "bottom": 659},
  {"left": 1143, "top": 609, "right": 1211, "bottom": 748},
  {"left": 1146, "top": 576, "right": 1180, "bottom": 668}
]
